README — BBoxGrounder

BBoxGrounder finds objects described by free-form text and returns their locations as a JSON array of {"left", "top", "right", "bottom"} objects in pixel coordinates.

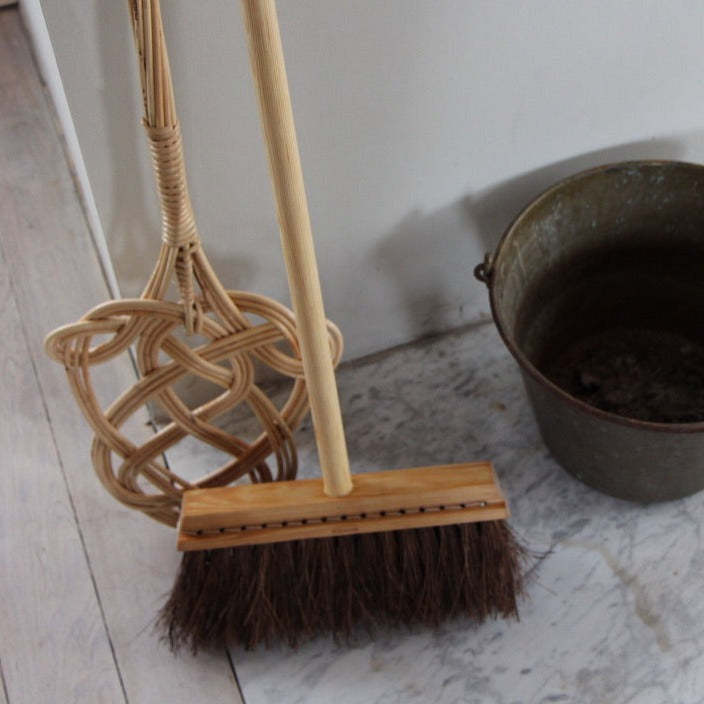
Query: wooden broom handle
[{"left": 241, "top": 0, "right": 352, "bottom": 497}]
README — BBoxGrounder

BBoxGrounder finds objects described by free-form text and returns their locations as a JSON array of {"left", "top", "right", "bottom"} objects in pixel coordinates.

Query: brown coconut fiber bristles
[
  {"left": 163, "top": 518, "right": 523, "bottom": 651},
  {"left": 46, "top": 0, "right": 526, "bottom": 653}
]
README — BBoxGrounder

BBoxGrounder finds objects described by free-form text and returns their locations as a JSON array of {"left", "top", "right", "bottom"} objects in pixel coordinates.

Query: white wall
[{"left": 33, "top": 0, "right": 704, "bottom": 360}]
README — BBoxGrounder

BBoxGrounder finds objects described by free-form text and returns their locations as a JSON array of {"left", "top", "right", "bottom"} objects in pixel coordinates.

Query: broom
[{"left": 160, "top": 0, "right": 526, "bottom": 651}]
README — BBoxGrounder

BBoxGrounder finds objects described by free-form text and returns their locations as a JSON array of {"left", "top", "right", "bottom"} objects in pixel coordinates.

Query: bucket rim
[{"left": 487, "top": 158, "right": 704, "bottom": 435}]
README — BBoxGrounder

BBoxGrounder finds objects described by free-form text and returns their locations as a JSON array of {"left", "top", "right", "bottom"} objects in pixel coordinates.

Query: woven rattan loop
[{"left": 45, "top": 290, "right": 326, "bottom": 525}]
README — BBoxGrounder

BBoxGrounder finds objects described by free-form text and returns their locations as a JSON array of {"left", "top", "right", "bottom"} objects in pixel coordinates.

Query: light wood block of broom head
[{"left": 177, "top": 462, "right": 509, "bottom": 550}]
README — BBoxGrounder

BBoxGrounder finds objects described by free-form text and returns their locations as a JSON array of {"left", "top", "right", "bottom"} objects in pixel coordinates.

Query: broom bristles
[{"left": 158, "top": 520, "right": 527, "bottom": 652}]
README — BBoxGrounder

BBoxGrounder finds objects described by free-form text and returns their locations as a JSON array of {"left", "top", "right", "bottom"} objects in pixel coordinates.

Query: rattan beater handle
[{"left": 241, "top": 0, "right": 352, "bottom": 497}]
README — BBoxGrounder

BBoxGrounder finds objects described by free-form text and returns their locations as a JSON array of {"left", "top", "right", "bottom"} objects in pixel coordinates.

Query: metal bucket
[{"left": 477, "top": 160, "right": 704, "bottom": 502}]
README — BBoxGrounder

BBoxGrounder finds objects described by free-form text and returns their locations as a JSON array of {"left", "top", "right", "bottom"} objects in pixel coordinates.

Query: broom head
[
  {"left": 160, "top": 462, "right": 523, "bottom": 651},
  {"left": 161, "top": 462, "right": 525, "bottom": 650}
]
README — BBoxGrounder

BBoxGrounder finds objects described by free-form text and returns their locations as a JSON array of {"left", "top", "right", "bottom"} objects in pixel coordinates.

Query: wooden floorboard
[
  {"left": 0, "top": 245, "right": 127, "bottom": 702},
  {"left": 0, "top": 8, "right": 243, "bottom": 703}
]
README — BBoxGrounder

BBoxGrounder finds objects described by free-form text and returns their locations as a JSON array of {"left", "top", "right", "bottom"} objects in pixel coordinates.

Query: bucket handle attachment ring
[{"left": 474, "top": 253, "right": 494, "bottom": 285}]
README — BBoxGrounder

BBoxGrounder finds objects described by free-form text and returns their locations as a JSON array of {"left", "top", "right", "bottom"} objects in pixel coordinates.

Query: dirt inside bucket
[
  {"left": 542, "top": 328, "right": 704, "bottom": 423},
  {"left": 518, "top": 243, "right": 704, "bottom": 424}
]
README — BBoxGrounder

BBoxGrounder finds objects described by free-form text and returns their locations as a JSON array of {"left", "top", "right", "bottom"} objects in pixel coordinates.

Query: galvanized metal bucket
[{"left": 477, "top": 160, "right": 704, "bottom": 502}]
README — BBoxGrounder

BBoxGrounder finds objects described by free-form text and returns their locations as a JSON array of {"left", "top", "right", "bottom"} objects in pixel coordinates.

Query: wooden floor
[{"left": 0, "top": 8, "right": 245, "bottom": 703}]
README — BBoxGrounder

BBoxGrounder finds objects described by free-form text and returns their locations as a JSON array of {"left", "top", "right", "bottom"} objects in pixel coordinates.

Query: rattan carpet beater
[
  {"left": 44, "top": 0, "right": 336, "bottom": 528},
  {"left": 46, "top": 0, "right": 525, "bottom": 651}
]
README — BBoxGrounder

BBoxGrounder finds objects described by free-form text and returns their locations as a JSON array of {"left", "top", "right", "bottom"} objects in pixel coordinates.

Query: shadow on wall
[
  {"left": 373, "top": 137, "right": 684, "bottom": 341},
  {"left": 354, "top": 138, "right": 694, "bottom": 470}
]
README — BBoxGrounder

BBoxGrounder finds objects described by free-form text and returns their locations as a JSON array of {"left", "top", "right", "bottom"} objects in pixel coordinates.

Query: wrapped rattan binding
[{"left": 44, "top": 0, "right": 342, "bottom": 527}]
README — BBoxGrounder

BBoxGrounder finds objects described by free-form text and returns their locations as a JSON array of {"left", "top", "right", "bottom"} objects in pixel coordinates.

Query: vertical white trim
[{"left": 18, "top": 0, "right": 121, "bottom": 299}]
